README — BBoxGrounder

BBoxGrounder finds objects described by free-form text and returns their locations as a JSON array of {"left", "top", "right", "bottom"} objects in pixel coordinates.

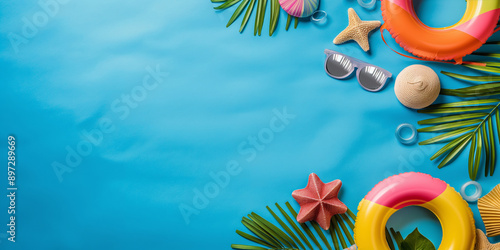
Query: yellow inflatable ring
[
  {"left": 381, "top": 0, "right": 500, "bottom": 63},
  {"left": 354, "top": 172, "right": 476, "bottom": 250}
]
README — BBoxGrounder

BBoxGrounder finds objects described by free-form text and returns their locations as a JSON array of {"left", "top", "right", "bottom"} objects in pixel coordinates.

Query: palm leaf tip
[
  {"left": 215, "top": 0, "right": 243, "bottom": 10},
  {"left": 269, "top": 0, "right": 280, "bottom": 36},
  {"left": 226, "top": 0, "right": 251, "bottom": 27},
  {"left": 239, "top": 0, "right": 256, "bottom": 33}
]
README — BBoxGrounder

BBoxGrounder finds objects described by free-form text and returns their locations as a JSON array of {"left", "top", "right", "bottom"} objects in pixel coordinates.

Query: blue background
[{"left": 1, "top": 0, "right": 499, "bottom": 249}]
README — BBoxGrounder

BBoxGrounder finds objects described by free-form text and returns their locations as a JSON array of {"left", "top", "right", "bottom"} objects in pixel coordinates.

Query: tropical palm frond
[
  {"left": 419, "top": 56, "right": 500, "bottom": 180},
  {"left": 388, "top": 228, "right": 404, "bottom": 249},
  {"left": 485, "top": 41, "right": 500, "bottom": 45},
  {"left": 441, "top": 46, "right": 500, "bottom": 83},
  {"left": 420, "top": 48, "right": 500, "bottom": 180},
  {"left": 212, "top": 0, "right": 299, "bottom": 36},
  {"left": 418, "top": 98, "right": 499, "bottom": 180},
  {"left": 473, "top": 52, "right": 500, "bottom": 58},
  {"left": 231, "top": 202, "right": 400, "bottom": 250},
  {"left": 387, "top": 228, "right": 436, "bottom": 250},
  {"left": 441, "top": 72, "right": 500, "bottom": 82}
]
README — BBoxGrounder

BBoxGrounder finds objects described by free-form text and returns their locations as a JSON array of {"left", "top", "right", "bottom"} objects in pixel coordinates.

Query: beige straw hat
[{"left": 394, "top": 65, "right": 440, "bottom": 109}]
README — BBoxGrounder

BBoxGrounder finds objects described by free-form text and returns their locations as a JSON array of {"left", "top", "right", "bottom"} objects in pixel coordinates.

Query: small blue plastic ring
[
  {"left": 311, "top": 10, "right": 327, "bottom": 23},
  {"left": 396, "top": 123, "right": 417, "bottom": 145},
  {"left": 358, "top": 0, "right": 376, "bottom": 9},
  {"left": 460, "top": 181, "right": 482, "bottom": 203}
]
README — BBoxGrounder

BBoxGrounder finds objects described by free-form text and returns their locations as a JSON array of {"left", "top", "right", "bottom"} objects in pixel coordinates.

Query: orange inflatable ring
[{"left": 381, "top": 0, "right": 500, "bottom": 63}]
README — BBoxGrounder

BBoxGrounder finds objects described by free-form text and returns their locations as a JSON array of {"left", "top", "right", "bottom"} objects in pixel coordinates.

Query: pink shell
[{"left": 279, "top": 0, "right": 319, "bottom": 18}]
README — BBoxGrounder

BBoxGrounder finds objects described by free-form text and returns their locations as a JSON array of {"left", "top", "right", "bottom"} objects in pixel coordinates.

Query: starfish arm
[
  {"left": 365, "top": 20, "right": 381, "bottom": 28},
  {"left": 322, "top": 180, "right": 342, "bottom": 199},
  {"left": 296, "top": 202, "right": 320, "bottom": 223},
  {"left": 315, "top": 205, "right": 333, "bottom": 230},
  {"left": 348, "top": 8, "right": 361, "bottom": 25},
  {"left": 356, "top": 22, "right": 381, "bottom": 51},
  {"left": 292, "top": 190, "right": 320, "bottom": 204},
  {"left": 323, "top": 199, "right": 348, "bottom": 214},
  {"left": 309, "top": 173, "right": 324, "bottom": 198},
  {"left": 356, "top": 37, "right": 371, "bottom": 52},
  {"left": 333, "top": 28, "right": 356, "bottom": 45}
]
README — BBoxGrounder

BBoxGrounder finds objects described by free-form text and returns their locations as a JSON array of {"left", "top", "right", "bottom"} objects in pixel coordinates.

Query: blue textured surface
[{"left": 1, "top": 0, "right": 499, "bottom": 249}]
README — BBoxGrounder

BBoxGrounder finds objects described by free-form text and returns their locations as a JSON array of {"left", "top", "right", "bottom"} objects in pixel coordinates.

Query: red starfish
[{"left": 292, "top": 173, "right": 347, "bottom": 230}]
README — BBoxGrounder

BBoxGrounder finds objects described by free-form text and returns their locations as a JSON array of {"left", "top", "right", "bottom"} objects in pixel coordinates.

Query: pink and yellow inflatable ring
[{"left": 354, "top": 172, "right": 476, "bottom": 250}]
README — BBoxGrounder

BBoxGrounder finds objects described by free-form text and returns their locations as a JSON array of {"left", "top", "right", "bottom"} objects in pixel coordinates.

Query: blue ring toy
[{"left": 396, "top": 123, "right": 417, "bottom": 145}]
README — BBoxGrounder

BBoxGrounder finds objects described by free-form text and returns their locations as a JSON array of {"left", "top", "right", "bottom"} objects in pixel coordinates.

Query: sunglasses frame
[{"left": 324, "top": 49, "right": 392, "bottom": 92}]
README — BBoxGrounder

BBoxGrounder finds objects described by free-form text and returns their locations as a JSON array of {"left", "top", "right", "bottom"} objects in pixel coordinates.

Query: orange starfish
[{"left": 292, "top": 173, "right": 347, "bottom": 230}]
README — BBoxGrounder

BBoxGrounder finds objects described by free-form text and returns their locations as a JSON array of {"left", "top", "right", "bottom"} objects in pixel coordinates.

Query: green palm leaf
[
  {"left": 254, "top": 0, "right": 262, "bottom": 36},
  {"left": 215, "top": 0, "right": 242, "bottom": 10},
  {"left": 231, "top": 203, "right": 415, "bottom": 250},
  {"left": 417, "top": 119, "right": 482, "bottom": 132},
  {"left": 417, "top": 106, "right": 495, "bottom": 114},
  {"left": 227, "top": 0, "right": 251, "bottom": 27},
  {"left": 231, "top": 245, "right": 267, "bottom": 250},
  {"left": 249, "top": 213, "right": 293, "bottom": 248},
  {"left": 465, "top": 65, "right": 500, "bottom": 74},
  {"left": 426, "top": 99, "right": 500, "bottom": 108},
  {"left": 437, "top": 129, "right": 473, "bottom": 169},
  {"left": 286, "top": 14, "right": 292, "bottom": 31},
  {"left": 240, "top": 0, "right": 256, "bottom": 32},
  {"left": 440, "top": 82, "right": 500, "bottom": 97},
  {"left": 213, "top": 0, "right": 300, "bottom": 36},
  {"left": 236, "top": 230, "right": 276, "bottom": 248},
  {"left": 418, "top": 97, "right": 500, "bottom": 179},
  {"left": 389, "top": 227, "right": 404, "bottom": 248},
  {"left": 488, "top": 117, "right": 496, "bottom": 176},
  {"left": 340, "top": 214, "right": 354, "bottom": 230},
  {"left": 486, "top": 61, "right": 500, "bottom": 67},
  {"left": 334, "top": 214, "right": 355, "bottom": 245},
  {"left": 269, "top": 0, "right": 279, "bottom": 36},
  {"left": 310, "top": 221, "right": 332, "bottom": 250},
  {"left": 255, "top": 0, "right": 267, "bottom": 36},
  {"left": 267, "top": 206, "right": 306, "bottom": 249},
  {"left": 418, "top": 113, "right": 488, "bottom": 125},
  {"left": 473, "top": 52, "right": 500, "bottom": 58},
  {"left": 286, "top": 203, "right": 323, "bottom": 250},
  {"left": 276, "top": 203, "right": 313, "bottom": 250},
  {"left": 242, "top": 217, "right": 282, "bottom": 247},
  {"left": 419, "top": 66, "right": 500, "bottom": 179},
  {"left": 331, "top": 215, "right": 347, "bottom": 249},
  {"left": 231, "top": 202, "right": 370, "bottom": 250},
  {"left": 428, "top": 133, "right": 473, "bottom": 160},
  {"left": 469, "top": 129, "right": 483, "bottom": 180},
  {"left": 441, "top": 71, "right": 500, "bottom": 82},
  {"left": 328, "top": 225, "right": 340, "bottom": 250},
  {"left": 386, "top": 228, "right": 397, "bottom": 250}
]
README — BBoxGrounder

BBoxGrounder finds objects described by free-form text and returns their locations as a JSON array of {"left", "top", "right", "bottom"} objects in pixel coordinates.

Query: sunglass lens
[
  {"left": 326, "top": 54, "right": 353, "bottom": 78},
  {"left": 358, "top": 66, "right": 389, "bottom": 91}
]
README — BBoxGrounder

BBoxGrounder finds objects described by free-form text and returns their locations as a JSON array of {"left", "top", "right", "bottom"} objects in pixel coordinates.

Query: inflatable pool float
[
  {"left": 354, "top": 172, "right": 476, "bottom": 250},
  {"left": 381, "top": 0, "right": 500, "bottom": 63}
]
